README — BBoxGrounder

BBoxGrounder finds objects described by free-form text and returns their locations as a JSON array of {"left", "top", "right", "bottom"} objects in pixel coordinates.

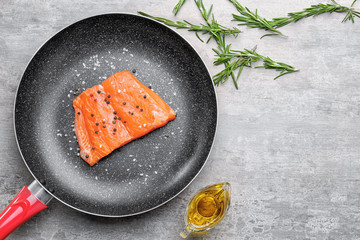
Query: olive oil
[{"left": 180, "top": 182, "right": 231, "bottom": 238}]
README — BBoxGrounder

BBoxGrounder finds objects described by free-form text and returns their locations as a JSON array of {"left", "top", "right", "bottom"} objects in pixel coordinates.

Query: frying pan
[
  {"left": 0, "top": 14, "right": 217, "bottom": 236},
  {"left": 0, "top": 13, "right": 217, "bottom": 238}
]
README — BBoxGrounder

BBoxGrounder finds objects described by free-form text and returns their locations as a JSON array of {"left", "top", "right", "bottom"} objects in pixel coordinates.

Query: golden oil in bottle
[{"left": 180, "top": 182, "right": 231, "bottom": 238}]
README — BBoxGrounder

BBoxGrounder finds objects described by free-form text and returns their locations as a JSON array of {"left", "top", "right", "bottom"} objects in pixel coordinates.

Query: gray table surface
[{"left": 1, "top": 0, "right": 360, "bottom": 239}]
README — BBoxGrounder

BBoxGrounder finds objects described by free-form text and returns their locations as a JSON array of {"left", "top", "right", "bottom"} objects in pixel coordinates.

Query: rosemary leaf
[{"left": 173, "top": 0, "right": 187, "bottom": 16}]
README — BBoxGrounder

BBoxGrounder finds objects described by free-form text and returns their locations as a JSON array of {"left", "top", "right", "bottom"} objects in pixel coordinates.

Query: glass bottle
[{"left": 180, "top": 182, "right": 231, "bottom": 238}]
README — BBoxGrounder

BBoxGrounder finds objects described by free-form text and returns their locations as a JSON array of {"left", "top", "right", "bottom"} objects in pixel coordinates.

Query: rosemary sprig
[
  {"left": 273, "top": 0, "right": 360, "bottom": 27},
  {"left": 229, "top": 0, "right": 283, "bottom": 38},
  {"left": 230, "top": 0, "right": 360, "bottom": 37},
  {"left": 173, "top": 0, "right": 187, "bottom": 16},
  {"left": 213, "top": 38, "right": 259, "bottom": 88},
  {"left": 193, "top": 0, "right": 240, "bottom": 42},
  {"left": 194, "top": 0, "right": 244, "bottom": 88},
  {"left": 255, "top": 52, "right": 299, "bottom": 80},
  {"left": 138, "top": 11, "right": 240, "bottom": 43},
  {"left": 213, "top": 42, "right": 298, "bottom": 87}
]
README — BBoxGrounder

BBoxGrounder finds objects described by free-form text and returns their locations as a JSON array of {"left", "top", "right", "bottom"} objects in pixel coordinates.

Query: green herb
[
  {"left": 173, "top": 0, "right": 187, "bottom": 16},
  {"left": 213, "top": 36, "right": 256, "bottom": 88},
  {"left": 193, "top": 0, "right": 244, "bottom": 88},
  {"left": 138, "top": 11, "right": 240, "bottom": 43},
  {"left": 139, "top": 0, "right": 297, "bottom": 89},
  {"left": 194, "top": 0, "right": 240, "bottom": 44},
  {"left": 343, "top": 0, "right": 360, "bottom": 22},
  {"left": 230, "top": 0, "right": 360, "bottom": 37},
  {"left": 193, "top": 0, "right": 296, "bottom": 88},
  {"left": 213, "top": 43, "right": 298, "bottom": 87},
  {"left": 229, "top": 0, "right": 283, "bottom": 38},
  {"left": 256, "top": 51, "right": 298, "bottom": 80},
  {"left": 273, "top": 0, "right": 360, "bottom": 27}
]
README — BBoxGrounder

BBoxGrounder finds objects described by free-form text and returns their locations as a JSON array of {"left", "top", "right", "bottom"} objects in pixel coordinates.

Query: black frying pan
[{"left": 0, "top": 13, "right": 217, "bottom": 237}]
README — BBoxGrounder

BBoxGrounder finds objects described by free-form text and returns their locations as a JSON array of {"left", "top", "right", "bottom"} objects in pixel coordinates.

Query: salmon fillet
[{"left": 73, "top": 71, "right": 176, "bottom": 166}]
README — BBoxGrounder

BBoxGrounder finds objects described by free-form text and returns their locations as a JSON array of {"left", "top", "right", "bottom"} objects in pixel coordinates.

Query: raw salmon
[{"left": 73, "top": 71, "right": 176, "bottom": 166}]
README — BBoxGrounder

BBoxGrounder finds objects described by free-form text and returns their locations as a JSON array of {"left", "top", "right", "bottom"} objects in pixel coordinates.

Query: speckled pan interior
[{"left": 15, "top": 14, "right": 217, "bottom": 217}]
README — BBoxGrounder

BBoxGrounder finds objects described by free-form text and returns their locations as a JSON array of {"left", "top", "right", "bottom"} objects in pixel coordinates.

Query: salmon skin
[{"left": 73, "top": 71, "right": 176, "bottom": 166}]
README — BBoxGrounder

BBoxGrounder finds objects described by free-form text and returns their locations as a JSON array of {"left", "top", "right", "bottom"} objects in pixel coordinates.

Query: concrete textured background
[{"left": 1, "top": 0, "right": 360, "bottom": 239}]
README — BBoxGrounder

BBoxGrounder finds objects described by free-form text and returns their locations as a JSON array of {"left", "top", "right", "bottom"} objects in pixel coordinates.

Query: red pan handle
[{"left": 0, "top": 180, "right": 52, "bottom": 239}]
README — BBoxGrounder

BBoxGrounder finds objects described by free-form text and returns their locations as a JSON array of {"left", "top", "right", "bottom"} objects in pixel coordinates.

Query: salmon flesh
[{"left": 73, "top": 71, "right": 176, "bottom": 166}]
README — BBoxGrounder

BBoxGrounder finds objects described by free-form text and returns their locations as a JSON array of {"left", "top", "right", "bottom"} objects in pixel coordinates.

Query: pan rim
[{"left": 13, "top": 12, "right": 218, "bottom": 217}]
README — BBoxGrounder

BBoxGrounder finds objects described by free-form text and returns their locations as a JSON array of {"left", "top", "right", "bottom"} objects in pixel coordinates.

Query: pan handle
[{"left": 0, "top": 180, "right": 52, "bottom": 239}]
